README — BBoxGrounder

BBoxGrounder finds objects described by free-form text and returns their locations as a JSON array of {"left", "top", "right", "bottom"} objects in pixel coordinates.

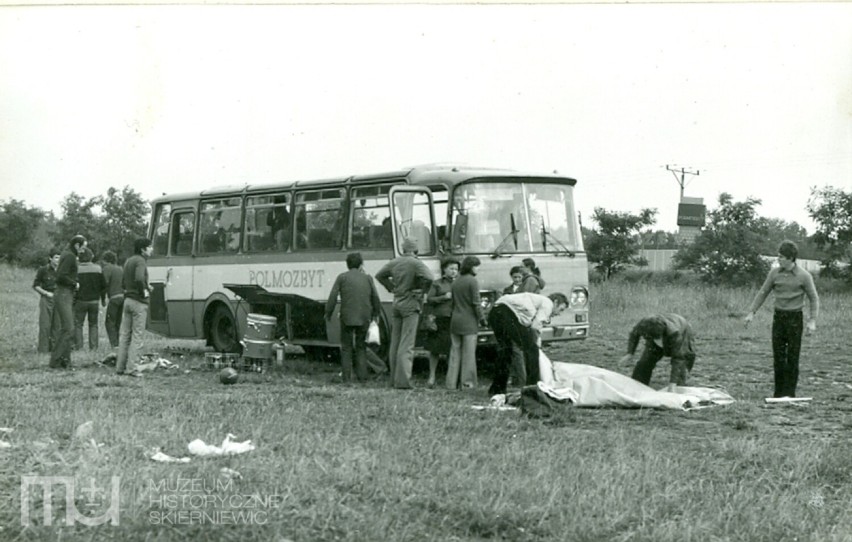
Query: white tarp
[{"left": 538, "top": 353, "right": 735, "bottom": 410}]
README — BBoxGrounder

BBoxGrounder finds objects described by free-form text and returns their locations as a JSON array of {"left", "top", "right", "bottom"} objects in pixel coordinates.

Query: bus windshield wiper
[
  {"left": 541, "top": 224, "right": 575, "bottom": 257},
  {"left": 490, "top": 213, "right": 519, "bottom": 259}
]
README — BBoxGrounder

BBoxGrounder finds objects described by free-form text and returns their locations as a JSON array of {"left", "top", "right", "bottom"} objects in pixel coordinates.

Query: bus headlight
[
  {"left": 479, "top": 291, "right": 497, "bottom": 322},
  {"left": 570, "top": 287, "right": 588, "bottom": 308}
]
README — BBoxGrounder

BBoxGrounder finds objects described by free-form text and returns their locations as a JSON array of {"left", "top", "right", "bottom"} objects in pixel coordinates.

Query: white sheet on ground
[{"left": 538, "top": 352, "right": 735, "bottom": 410}]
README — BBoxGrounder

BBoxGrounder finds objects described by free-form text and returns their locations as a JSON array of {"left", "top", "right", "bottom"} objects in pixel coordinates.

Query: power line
[{"left": 666, "top": 165, "right": 700, "bottom": 200}]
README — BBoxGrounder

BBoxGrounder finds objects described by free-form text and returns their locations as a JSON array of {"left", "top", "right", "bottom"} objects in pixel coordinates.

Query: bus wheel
[
  {"left": 210, "top": 306, "right": 239, "bottom": 353},
  {"left": 303, "top": 346, "right": 339, "bottom": 364}
]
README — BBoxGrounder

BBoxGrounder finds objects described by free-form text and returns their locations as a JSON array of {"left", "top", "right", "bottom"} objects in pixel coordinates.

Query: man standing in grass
[
  {"left": 325, "top": 252, "right": 382, "bottom": 383},
  {"left": 116, "top": 237, "right": 153, "bottom": 377},
  {"left": 375, "top": 237, "right": 434, "bottom": 389},
  {"left": 620, "top": 313, "right": 697, "bottom": 387},
  {"left": 50, "top": 235, "right": 87, "bottom": 369},
  {"left": 73, "top": 247, "right": 106, "bottom": 351},
  {"left": 101, "top": 250, "right": 124, "bottom": 349},
  {"left": 33, "top": 249, "right": 60, "bottom": 353},
  {"left": 744, "top": 240, "right": 819, "bottom": 398}
]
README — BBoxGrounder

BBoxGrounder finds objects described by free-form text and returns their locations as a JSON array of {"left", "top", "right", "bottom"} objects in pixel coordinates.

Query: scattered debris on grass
[
  {"left": 220, "top": 467, "right": 242, "bottom": 479},
  {"left": 136, "top": 356, "right": 180, "bottom": 373},
  {"left": 149, "top": 447, "right": 191, "bottom": 463},
  {"left": 188, "top": 434, "right": 255, "bottom": 457}
]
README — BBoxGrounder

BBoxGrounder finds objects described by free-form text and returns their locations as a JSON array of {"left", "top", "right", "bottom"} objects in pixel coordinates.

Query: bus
[{"left": 145, "top": 164, "right": 589, "bottom": 362}]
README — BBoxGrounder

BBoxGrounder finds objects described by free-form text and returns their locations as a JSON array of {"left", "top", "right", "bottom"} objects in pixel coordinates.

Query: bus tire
[
  {"left": 304, "top": 346, "right": 340, "bottom": 364},
  {"left": 209, "top": 305, "right": 240, "bottom": 353}
]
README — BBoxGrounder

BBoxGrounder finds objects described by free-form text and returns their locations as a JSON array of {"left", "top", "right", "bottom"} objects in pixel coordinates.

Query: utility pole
[{"left": 666, "top": 165, "right": 700, "bottom": 199}]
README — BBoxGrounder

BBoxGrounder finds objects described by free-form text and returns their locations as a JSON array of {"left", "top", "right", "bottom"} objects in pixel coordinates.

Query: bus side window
[
  {"left": 350, "top": 185, "right": 394, "bottom": 250},
  {"left": 245, "top": 194, "right": 290, "bottom": 252},
  {"left": 152, "top": 203, "right": 171, "bottom": 256},
  {"left": 294, "top": 189, "right": 345, "bottom": 251},
  {"left": 199, "top": 198, "right": 242, "bottom": 255},
  {"left": 172, "top": 212, "right": 195, "bottom": 256}
]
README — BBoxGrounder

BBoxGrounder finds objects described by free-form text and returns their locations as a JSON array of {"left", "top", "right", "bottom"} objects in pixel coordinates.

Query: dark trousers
[
  {"left": 340, "top": 323, "right": 369, "bottom": 382},
  {"left": 50, "top": 286, "right": 75, "bottom": 368},
  {"left": 37, "top": 295, "right": 58, "bottom": 353},
  {"left": 74, "top": 300, "right": 100, "bottom": 350},
  {"left": 631, "top": 340, "right": 689, "bottom": 386},
  {"left": 772, "top": 310, "right": 803, "bottom": 398},
  {"left": 105, "top": 296, "right": 124, "bottom": 348},
  {"left": 488, "top": 304, "right": 540, "bottom": 395}
]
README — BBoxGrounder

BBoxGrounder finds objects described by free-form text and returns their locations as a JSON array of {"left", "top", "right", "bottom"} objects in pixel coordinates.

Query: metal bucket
[
  {"left": 245, "top": 313, "right": 277, "bottom": 341},
  {"left": 243, "top": 338, "right": 274, "bottom": 359}
]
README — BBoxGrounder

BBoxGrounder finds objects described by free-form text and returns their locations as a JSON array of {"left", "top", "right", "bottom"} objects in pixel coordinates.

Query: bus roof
[{"left": 149, "top": 164, "right": 577, "bottom": 205}]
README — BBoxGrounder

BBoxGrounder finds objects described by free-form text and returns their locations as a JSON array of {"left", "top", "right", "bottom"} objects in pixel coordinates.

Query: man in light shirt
[
  {"left": 744, "top": 240, "right": 819, "bottom": 398},
  {"left": 487, "top": 292, "right": 568, "bottom": 395}
]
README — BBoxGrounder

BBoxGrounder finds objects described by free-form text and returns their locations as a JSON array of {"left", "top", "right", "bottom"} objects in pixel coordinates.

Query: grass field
[{"left": 0, "top": 264, "right": 849, "bottom": 542}]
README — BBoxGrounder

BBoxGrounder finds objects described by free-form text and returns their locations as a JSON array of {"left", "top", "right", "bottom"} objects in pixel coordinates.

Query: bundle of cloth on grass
[{"left": 514, "top": 351, "right": 735, "bottom": 413}]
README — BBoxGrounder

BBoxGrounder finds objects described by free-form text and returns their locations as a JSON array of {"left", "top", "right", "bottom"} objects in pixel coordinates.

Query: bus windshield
[{"left": 450, "top": 181, "right": 582, "bottom": 255}]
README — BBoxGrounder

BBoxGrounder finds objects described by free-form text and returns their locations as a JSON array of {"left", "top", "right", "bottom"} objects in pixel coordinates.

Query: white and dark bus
[{"left": 145, "top": 164, "right": 589, "bottom": 361}]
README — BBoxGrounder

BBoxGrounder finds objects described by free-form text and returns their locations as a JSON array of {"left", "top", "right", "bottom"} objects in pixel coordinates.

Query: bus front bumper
[{"left": 475, "top": 324, "right": 589, "bottom": 345}]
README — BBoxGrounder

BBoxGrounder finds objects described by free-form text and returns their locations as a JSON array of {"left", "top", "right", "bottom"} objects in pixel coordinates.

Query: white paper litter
[
  {"left": 0, "top": 440, "right": 11, "bottom": 449},
  {"left": 220, "top": 467, "right": 242, "bottom": 479},
  {"left": 765, "top": 397, "right": 813, "bottom": 404},
  {"left": 188, "top": 434, "right": 255, "bottom": 457},
  {"left": 136, "top": 358, "right": 180, "bottom": 373},
  {"left": 150, "top": 448, "right": 191, "bottom": 463},
  {"left": 0, "top": 427, "right": 13, "bottom": 433},
  {"left": 470, "top": 405, "right": 519, "bottom": 412},
  {"left": 74, "top": 421, "right": 93, "bottom": 441}
]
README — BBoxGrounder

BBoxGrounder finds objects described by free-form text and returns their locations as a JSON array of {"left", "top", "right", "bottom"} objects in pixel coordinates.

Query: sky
[{"left": 1, "top": 3, "right": 851, "bottom": 234}]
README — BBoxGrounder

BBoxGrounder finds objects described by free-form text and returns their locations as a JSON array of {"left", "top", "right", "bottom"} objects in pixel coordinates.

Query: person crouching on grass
[
  {"left": 744, "top": 240, "right": 819, "bottom": 399},
  {"left": 487, "top": 292, "right": 569, "bottom": 396},
  {"left": 619, "top": 313, "right": 697, "bottom": 388}
]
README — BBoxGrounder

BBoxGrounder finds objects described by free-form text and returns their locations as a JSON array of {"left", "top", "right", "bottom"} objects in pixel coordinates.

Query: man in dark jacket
[
  {"left": 325, "top": 252, "right": 382, "bottom": 382},
  {"left": 620, "top": 313, "right": 697, "bottom": 386},
  {"left": 50, "top": 235, "right": 87, "bottom": 368},
  {"left": 33, "top": 250, "right": 60, "bottom": 353},
  {"left": 116, "top": 238, "right": 153, "bottom": 376},
  {"left": 101, "top": 250, "right": 124, "bottom": 349},
  {"left": 74, "top": 247, "right": 106, "bottom": 350}
]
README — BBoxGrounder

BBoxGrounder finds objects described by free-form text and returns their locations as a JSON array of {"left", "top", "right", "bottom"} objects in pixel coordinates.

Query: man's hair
[
  {"left": 548, "top": 292, "right": 569, "bottom": 307},
  {"left": 522, "top": 258, "right": 541, "bottom": 276},
  {"left": 509, "top": 265, "right": 524, "bottom": 277},
  {"left": 778, "top": 240, "right": 798, "bottom": 262},
  {"left": 102, "top": 250, "right": 117, "bottom": 264},
  {"left": 459, "top": 256, "right": 481, "bottom": 275},
  {"left": 48, "top": 248, "right": 60, "bottom": 258},
  {"left": 133, "top": 237, "right": 152, "bottom": 255},
  {"left": 69, "top": 235, "right": 86, "bottom": 250},
  {"left": 634, "top": 316, "right": 667, "bottom": 340},
  {"left": 78, "top": 247, "right": 94, "bottom": 263},
  {"left": 440, "top": 257, "right": 460, "bottom": 272},
  {"left": 346, "top": 252, "right": 363, "bottom": 270}
]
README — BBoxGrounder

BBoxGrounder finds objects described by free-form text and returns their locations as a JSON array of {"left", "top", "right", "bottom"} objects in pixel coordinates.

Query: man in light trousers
[
  {"left": 116, "top": 238, "right": 153, "bottom": 376},
  {"left": 375, "top": 237, "right": 433, "bottom": 389}
]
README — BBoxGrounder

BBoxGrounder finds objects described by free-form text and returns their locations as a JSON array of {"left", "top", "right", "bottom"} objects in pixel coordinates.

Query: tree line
[
  {"left": 584, "top": 186, "right": 852, "bottom": 286},
  {"left": 0, "top": 186, "right": 149, "bottom": 267}
]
